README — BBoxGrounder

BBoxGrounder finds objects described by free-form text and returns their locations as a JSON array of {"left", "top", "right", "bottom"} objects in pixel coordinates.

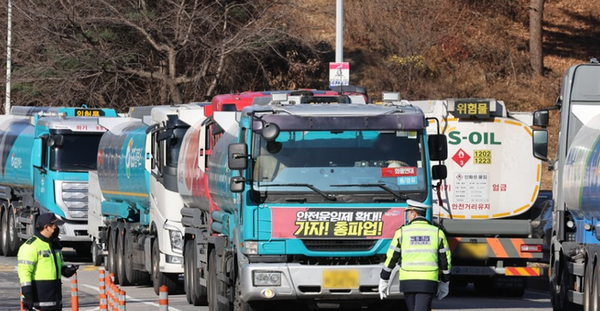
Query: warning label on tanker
[
  {"left": 453, "top": 173, "right": 490, "bottom": 204},
  {"left": 473, "top": 150, "right": 492, "bottom": 164}
]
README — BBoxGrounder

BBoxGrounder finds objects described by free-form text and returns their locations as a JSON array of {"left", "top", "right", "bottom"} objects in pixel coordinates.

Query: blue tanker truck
[
  {"left": 91, "top": 104, "right": 207, "bottom": 294},
  {"left": 0, "top": 106, "right": 117, "bottom": 256},
  {"left": 177, "top": 92, "right": 449, "bottom": 311},
  {"left": 532, "top": 60, "right": 600, "bottom": 311}
]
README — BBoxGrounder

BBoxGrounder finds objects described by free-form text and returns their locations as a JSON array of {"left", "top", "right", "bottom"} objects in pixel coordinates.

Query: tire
[
  {"left": 107, "top": 229, "right": 119, "bottom": 284},
  {"left": 585, "top": 260, "right": 594, "bottom": 311},
  {"left": 92, "top": 241, "right": 102, "bottom": 267},
  {"left": 208, "top": 249, "right": 227, "bottom": 311},
  {"left": 185, "top": 242, "right": 193, "bottom": 304},
  {"left": 553, "top": 254, "right": 583, "bottom": 311},
  {"left": 189, "top": 241, "right": 208, "bottom": 306},
  {"left": 116, "top": 229, "right": 131, "bottom": 286},
  {"left": 152, "top": 238, "right": 179, "bottom": 295},
  {"left": 124, "top": 231, "right": 149, "bottom": 285},
  {"left": 593, "top": 261, "right": 599, "bottom": 311},
  {"left": 1, "top": 210, "right": 10, "bottom": 256},
  {"left": 7, "top": 209, "right": 20, "bottom": 256},
  {"left": 0, "top": 208, "right": 4, "bottom": 256},
  {"left": 234, "top": 271, "right": 260, "bottom": 311}
]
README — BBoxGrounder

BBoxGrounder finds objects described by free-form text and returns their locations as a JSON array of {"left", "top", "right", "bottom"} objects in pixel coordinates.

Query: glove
[
  {"left": 378, "top": 278, "right": 390, "bottom": 299},
  {"left": 21, "top": 287, "right": 33, "bottom": 310},
  {"left": 437, "top": 281, "right": 449, "bottom": 300},
  {"left": 62, "top": 264, "right": 79, "bottom": 278}
]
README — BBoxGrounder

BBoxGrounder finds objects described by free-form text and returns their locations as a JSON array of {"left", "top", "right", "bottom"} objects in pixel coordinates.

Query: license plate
[
  {"left": 322, "top": 270, "right": 359, "bottom": 289},
  {"left": 458, "top": 243, "right": 488, "bottom": 259}
]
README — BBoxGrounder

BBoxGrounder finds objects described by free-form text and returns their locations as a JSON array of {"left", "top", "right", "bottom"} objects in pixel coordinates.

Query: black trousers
[{"left": 404, "top": 292, "right": 434, "bottom": 311}]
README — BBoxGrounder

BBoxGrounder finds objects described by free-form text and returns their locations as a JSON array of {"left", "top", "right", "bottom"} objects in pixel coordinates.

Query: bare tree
[
  {"left": 529, "top": 0, "right": 544, "bottom": 75},
  {"left": 8, "top": 0, "right": 295, "bottom": 108}
]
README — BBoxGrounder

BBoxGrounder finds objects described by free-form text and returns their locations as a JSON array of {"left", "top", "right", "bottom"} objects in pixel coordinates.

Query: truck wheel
[
  {"left": 554, "top": 255, "right": 583, "bottom": 311},
  {"left": 234, "top": 272, "right": 260, "bottom": 311},
  {"left": 184, "top": 242, "right": 193, "bottom": 304},
  {"left": 593, "top": 261, "right": 599, "bottom": 311},
  {"left": 151, "top": 238, "right": 178, "bottom": 295},
  {"left": 190, "top": 241, "right": 207, "bottom": 306},
  {"left": 116, "top": 230, "right": 132, "bottom": 286},
  {"left": 1, "top": 210, "right": 10, "bottom": 256},
  {"left": 107, "top": 230, "right": 119, "bottom": 284},
  {"left": 6, "top": 209, "right": 20, "bottom": 256},
  {"left": 585, "top": 260, "right": 594, "bottom": 311},
  {"left": 124, "top": 231, "right": 149, "bottom": 285},
  {"left": 92, "top": 241, "right": 102, "bottom": 267},
  {"left": 208, "top": 249, "right": 227, "bottom": 311}
]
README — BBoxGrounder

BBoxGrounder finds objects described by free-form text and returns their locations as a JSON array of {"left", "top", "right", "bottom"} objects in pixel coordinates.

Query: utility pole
[
  {"left": 5, "top": 0, "right": 12, "bottom": 114},
  {"left": 335, "top": 0, "right": 343, "bottom": 63}
]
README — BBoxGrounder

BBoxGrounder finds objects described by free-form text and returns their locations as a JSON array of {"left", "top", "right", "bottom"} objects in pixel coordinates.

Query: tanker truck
[
  {"left": 178, "top": 92, "right": 448, "bottom": 311},
  {"left": 532, "top": 60, "right": 600, "bottom": 311},
  {"left": 90, "top": 104, "right": 207, "bottom": 294},
  {"left": 0, "top": 106, "right": 117, "bottom": 257},
  {"left": 408, "top": 99, "right": 544, "bottom": 296}
]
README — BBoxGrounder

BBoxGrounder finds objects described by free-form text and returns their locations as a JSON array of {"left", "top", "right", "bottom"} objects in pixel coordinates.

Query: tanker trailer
[
  {"left": 408, "top": 99, "right": 544, "bottom": 296},
  {"left": 0, "top": 106, "right": 117, "bottom": 256},
  {"left": 94, "top": 104, "right": 206, "bottom": 294},
  {"left": 532, "top": 61, "right": 600, "bottom": 311}
]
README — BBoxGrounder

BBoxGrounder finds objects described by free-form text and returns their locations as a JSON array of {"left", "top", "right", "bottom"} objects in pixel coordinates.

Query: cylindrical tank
[
  {"left": 207, "top": 130, "right": 239, "bottom": 214},
  {"left": 564, "top": 114, "right": 600, "bottom": 218},
  {"left": 177, "top": 119, "right": 210, "bottom": 211},
  {"left": 0, "top": 116, "right": 35, "bottom": 187},
  {"left": 97, "top": 121, "right": 150, "bottom": 209}
]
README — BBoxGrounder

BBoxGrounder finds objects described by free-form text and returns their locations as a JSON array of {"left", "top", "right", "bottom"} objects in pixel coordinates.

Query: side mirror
[
  {"left": 533, "top": 110, "right": 550, "bottom": 127},
  {"left": 432, "top": 165, "right": 447, "bottom": 180},
  {"left": 228, "top": 143, "right": 248, "bottom": 170},
  {"left": 230, "top": 176, "right": 245, "bottom": 193},
  {"left": 48, "top": 134, "right": 64, "bottom": 147},
  {"left": 32, "top": 138, "right": 43, "bottom": 167},
  {"left": 532, "top": 130, "right": 548, "bottom": 161},
  {"left": 428, "top": 134, "right": 448, "bottom": 161},
  {"left": 262, "top": 123, "right": 280, "bottom": 142}
]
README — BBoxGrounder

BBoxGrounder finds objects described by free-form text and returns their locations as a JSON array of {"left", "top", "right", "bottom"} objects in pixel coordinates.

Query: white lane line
[{"left": 81, "top": 284, "right": 182, "bottom": 311}]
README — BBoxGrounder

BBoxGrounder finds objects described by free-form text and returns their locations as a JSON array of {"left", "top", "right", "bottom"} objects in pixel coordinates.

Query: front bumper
[
  {"left": 240, "top": 263, "right": 402, "bottom": 302},
  {"left": 58, "top": 222, "right": 92, "bottom": 243}
]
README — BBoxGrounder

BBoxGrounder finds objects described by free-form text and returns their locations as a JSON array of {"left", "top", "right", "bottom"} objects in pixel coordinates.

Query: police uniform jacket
[
  {"left": 18, "top": 232, "right": 67, "bottom": 310},
  {"left": 380, "top": 216, "right": 452, "bottom": 293}
]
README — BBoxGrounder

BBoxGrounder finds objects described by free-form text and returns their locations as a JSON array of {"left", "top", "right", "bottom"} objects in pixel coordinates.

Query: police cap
[
  {"left": 406, "top": 199, "right": 431, "bottom": 212},
  {"left": 36, "top": 213, "right": 65, "bottom": 229}
]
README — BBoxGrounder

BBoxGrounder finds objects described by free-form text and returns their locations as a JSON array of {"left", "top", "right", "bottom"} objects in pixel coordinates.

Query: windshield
[
  {"left": 50, "top": 134, "right": 103, "bottom": 171},
  {"left": 252, "top": 130, "right": 427, "bottom": 202}
]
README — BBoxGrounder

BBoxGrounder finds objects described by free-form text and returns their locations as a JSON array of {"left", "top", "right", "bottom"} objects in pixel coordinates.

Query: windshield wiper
[
  {"left": 331, "top": 183, "right": 409, "bottom": 200},
  {"left": 264, "top": 183, "right": 337, "bottom": 201}
]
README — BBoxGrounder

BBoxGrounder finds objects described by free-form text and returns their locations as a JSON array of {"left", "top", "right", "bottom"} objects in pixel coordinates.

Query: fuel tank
[
  {"left": 564, "top": 113, "right": 600, "bottom": 218},
  {"left": 97, "top": 121, "right": 150, "bottom": 209},
  {"left": 0, "top": 115, "right": 35, "bottom": 187}
]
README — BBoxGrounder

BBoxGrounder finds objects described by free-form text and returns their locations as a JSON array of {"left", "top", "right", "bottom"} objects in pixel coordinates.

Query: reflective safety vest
[
  {"left": 17, "top": 234, "right": 65, "bottom": 310},
  {"left": 397, "top": 221, "right": 443, "bottom": 282}
]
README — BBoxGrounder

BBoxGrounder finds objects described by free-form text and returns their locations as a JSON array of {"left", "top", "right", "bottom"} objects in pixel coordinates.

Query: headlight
[
  {"left": 253, "top": 271, "right": 281, "bottom": 286},
  {"left": 168, "top": 229, "right": 184, "bottom": 253}
]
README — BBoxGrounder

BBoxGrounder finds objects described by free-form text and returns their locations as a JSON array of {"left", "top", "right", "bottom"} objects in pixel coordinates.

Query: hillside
[{"left": 294, "top": 0, "right": 600, "bottom": 189}]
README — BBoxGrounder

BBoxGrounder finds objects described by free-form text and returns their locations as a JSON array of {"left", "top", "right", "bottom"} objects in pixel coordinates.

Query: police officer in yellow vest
[
  {"left": 18, "top": 213, "right": 79, "bottom": 310},
  {"left": 378, "top": 200, "right": 451, "bottom": 311}
]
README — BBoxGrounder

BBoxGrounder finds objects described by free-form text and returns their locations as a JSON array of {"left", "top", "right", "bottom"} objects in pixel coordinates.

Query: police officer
[
  {"left": 378, "top": 200, "right": 451, "bottom": 311},
  {"left": 18, "top": 213, "right": 79, "bottom": 310}
]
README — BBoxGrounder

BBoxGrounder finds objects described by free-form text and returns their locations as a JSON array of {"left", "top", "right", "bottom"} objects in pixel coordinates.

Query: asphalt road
[{"left": 0, "top": 249, "right": 553, "bottom": 311}]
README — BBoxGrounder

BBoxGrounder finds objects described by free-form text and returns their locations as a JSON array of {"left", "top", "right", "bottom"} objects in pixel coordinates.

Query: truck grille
[
  {"left": 302, "top": 239, "right": 377, "bottom": 252},
  {"left": 61, "top": 182, "right": 89, "bottom": 219}
]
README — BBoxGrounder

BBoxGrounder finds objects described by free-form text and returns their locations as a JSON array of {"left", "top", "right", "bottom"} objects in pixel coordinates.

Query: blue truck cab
[
  {"left": 0, "top": 106, "right": 117, "bottom": 256},
  {"left": 204, "top": 93, "right": 448, "bottom": 310}
]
